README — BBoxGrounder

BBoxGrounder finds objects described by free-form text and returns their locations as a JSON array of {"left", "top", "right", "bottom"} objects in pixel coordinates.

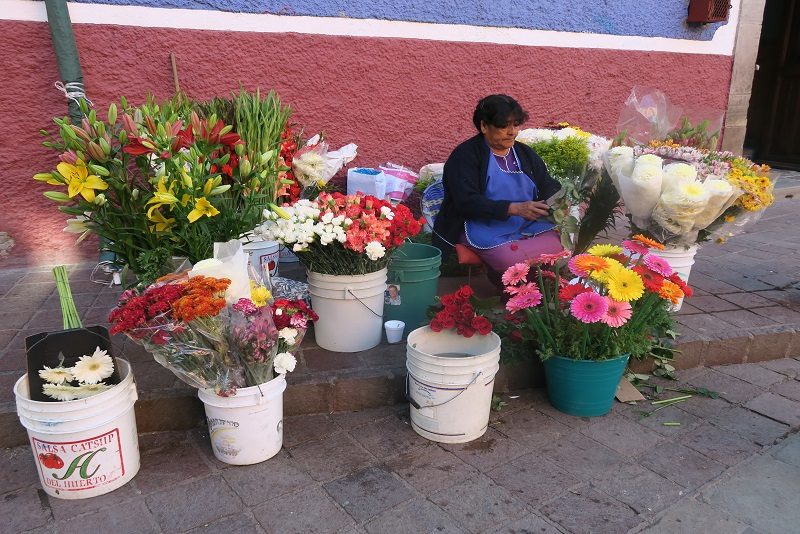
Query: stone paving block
[
  {"left": 539, "top": 432, "right": 627, "bottom": 480},
  {"left": 0, "top": 308, "right": 36, "bottom": 330},
  {"left": 675, "top": 314, "right": 735, "bottom": 337},
  {"left": 686, "top": 369, "right": 764, "bottom": 404},
  {"left": 492, "top": 407, "right": 571, "bottom": 449},
  {"left": 331, "top": 371, "right": 405, "bottom": 412},
  {"left": 440, "top": 428, "right": 526, "bottom": 473},
  {"left": 704, "top": 454, "right": 800, "bottom": 534},
  {"left": 323, "top": 466, "right": 415, "bottom": 523},
  {"left": 579, "top": 415, "right": 663, "bottom": 457},
  {"left": 145, "top": 476, "right": 244, "bottom": 533},
  {"left": 495, "top": 513, "right": 563, "bottom": 534},
  {"left": 429, "top": 475, "right": 527, "bottom": 534},
  {"left": 487, "top": 453, "right": 579, "bottom": 507},
  {"left": 679, "top": 423, "right": 761, "bottom": 467},
  {"left": 187, "top": 511, "right": 264, "bottom": 533},
  {"left": 385, "top": 443, "right": 479, "bottom": 495},
  {"left": 771, "top": 378, "right": 800, "bottom": 402},
  {"left": 47, "top": 481, "right": 140, "bottom": 521},
  {"left": 133, "top": 360, "right": 179, "bottom": 391},
  {"left": 348, "top": 412, "right": 427, "bottom": 459},
  {"left": 688, "top": 295, "right": 741, "bottom": 313},
  {"left": 57, "top": 499, "right": 158, "bottom": 534},
  {"left": 134, "top": 441, "right": 213, "bottom": 495},
  {"left": 685, "top": 273, "right": 741, "bottom": 294},
  {"left": 713, "top": 362, "right": 787, "bottom": 387},
  {"left": 4, "top": 282, "right": 55, "bottom": 300},
  {"left": 540, "top": 486, "right": 642, "bottom": 534},
  {"left": 676, "top": 395, "right": 733, "bottom": 420},
  {"left": 590, "top": 463, "right": 685, "bottom": 516},
  {"left": 359, "top": 343, "right": 407, "bottom": 369},
  {"left": 302, "top": 348, "right": 366, "bottom": 372},
  {"left": 752, "top": 305, "right": 800, "bottom": 324},
  {"left": 642, "top": 498, "right": 750, "bottom": 533},
  {"left": 744, "top": 392, "right": 800, "bottom": 427},
  {"left": 282, "top": 413, "right": 341, "bottom": 449},
  {"left": 712, "top": 309, "right": 780, "bottom": 329},
  {"left": 0, "top": 486, "right": 51, "bottom": 533},
  {"left": 534, "top": 402, "right": 595, "bottom": 429},
  {"left": 0, "top": 446, "right": 38, "bottom": 495},
  {"left": 720, "top": 291, "right": 776, "bottom": 308},
  {"left": 770, "top": 433, "right": 800, "bottom": 468},
  {"left": 638, "top": 441, "right": 726, "bottom": 490},
  {"left": 289, "top": 432, "right": 374, "bottom": 482},
  {"left": 711, "top": 406, "right": 790, "bottom": 446},
  {"left": 628, "top": 405, "right": 704, "bottom": 437},
  {"left": 672, "top": 339, "right": 706, "bottom": 369},
  {"left": 760, "top": 356, "right": 800, "bottom": 378},
  {"left": 252, "top": 486, "right": 354, "bottom": 534},
  {"left": 284, "top": 380, "right": 331, "bottom": 416},
  {"left": 363, "top": 498, "right": 463, "bottom": 534},
  {"left": 330, "top": 405, "right": 405, "bottom": 431},
  {"left": 675, "top": 301, "right": 702, "bottom": 315},
  {"left": 222, "top": 456, "right": 313, "bottom": 506},
  {"left": 702, "top": 334, "right": 752, "bottom": 366},
  {"left": 756, "top": 288, "right": 800, "bottom": 308}
]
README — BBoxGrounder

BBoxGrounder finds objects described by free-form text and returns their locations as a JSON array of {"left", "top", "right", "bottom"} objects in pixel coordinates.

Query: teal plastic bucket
[
  {"left": 385, "top": 243, "right": 441, "bottom": 339},
  {"left": 543, "top": 354, "right": 630, "bottom": 417}
]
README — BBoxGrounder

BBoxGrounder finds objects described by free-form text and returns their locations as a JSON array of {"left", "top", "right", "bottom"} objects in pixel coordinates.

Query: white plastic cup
[{"left": 385, "top": 320, "right": 405, "bottom": 344}]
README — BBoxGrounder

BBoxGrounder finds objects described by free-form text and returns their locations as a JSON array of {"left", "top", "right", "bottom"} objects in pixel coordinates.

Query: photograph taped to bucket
[
  {"left": 405, "top": 326, "right": 500, "bottom": 443},
  {"left": 14, "top": 358, "right": 140, "bottom": 499},
  {"left": 199, "top": 374, "right": 286, "bottom": 465}
]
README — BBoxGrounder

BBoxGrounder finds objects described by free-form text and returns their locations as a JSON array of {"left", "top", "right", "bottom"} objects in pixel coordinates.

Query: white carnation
[
  {"left": 279, "top": 327, "right": 298, "bottom": 346},
  {"left": 274, "top": 352, "right": 297, "bottom": 374},
  {"left": 365, "top": 241, "right": 386, "bottom": 261}
]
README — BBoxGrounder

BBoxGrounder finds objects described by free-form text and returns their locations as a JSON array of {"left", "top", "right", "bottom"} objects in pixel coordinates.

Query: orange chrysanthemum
[
  {"left": 658, "top": 279, "right": 684, "bottom": 305},
  {"left": 171, "top": 276, "right": 230, "bottom": 322},
  {"left": 632, "top": 234, "right": 665, "bottom": 250}
]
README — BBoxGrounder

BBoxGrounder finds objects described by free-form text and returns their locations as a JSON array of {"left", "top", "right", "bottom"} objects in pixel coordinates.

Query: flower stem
[{"left": 53, "top": 266, "right": 82, "bottom": 330}]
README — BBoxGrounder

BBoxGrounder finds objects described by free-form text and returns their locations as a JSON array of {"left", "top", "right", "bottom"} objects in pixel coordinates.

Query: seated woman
[{"left": 432, "top": 94, "right": 564, "bottom": 281}]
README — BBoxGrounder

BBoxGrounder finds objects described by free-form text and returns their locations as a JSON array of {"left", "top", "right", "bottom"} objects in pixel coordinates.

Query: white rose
[
  {"left": 365, "top": 241, "right": 386, "bottom": 261},
  {"left": 274, "top": 352, "right": 297, "bottom": 374}
]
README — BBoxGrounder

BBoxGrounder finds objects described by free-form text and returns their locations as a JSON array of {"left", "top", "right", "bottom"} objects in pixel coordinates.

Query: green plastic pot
[{"left": 543, "top": 354, "right": 630, "bottom": 417}]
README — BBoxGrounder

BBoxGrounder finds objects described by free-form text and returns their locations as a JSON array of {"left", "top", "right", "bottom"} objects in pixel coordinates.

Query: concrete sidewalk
[{"left": 2, "top": 359, "right": 799, "bottom": 533}]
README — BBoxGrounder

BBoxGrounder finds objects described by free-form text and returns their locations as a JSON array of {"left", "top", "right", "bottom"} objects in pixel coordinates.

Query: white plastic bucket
[
  {"left": 406, "top": 326, "right": 501, "bottom": 443},
  {"left": 279, "top": 244, "right": 300, "bottom": 263},
  {"left": 242, "top": 239, "right": 280, "bottom": 279},
  {"left": 385, "top": 320, "right": 405, "bottom": 344},
  {"left": 198, "top": 374, "right": 286, "bottom": 465},
  {"left": 13, "top": 359, "right": 140, "bottom": 500},
  {"left": 307, "top": 268, "right": 387, "bottom": 352},
  {"left": 649, "top": 244, "right": 698, "bottom": 311}
]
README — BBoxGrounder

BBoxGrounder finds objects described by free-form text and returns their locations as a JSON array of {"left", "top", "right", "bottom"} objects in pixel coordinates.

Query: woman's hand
[{"left": 507, "top": 201, "right": 550, "bottom": 221}]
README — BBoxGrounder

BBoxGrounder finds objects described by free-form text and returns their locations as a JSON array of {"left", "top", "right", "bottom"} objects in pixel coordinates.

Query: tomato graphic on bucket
[{"left": 38, "top": 452, "right": 64, "bottom": 469}]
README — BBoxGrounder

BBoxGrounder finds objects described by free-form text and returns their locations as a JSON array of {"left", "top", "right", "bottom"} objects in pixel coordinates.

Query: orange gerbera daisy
[
  {"left": 571, "top": 255, "right": 611, "bottom": 277},
  {"left": 632, "top": 234, "right": 665, "bottom": 250},
  {"left": 658, "top": 279, "right": 684, "bottom": 305}
]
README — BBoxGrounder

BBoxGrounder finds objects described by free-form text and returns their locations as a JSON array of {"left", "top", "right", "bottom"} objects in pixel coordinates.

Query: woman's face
[{"left": 481, "top": 120, "right": 520, "bottom": 153}]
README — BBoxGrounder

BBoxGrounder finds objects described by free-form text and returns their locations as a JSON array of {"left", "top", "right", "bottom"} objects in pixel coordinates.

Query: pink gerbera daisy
[
  {"left": 502, "top": 262, "right": 530, "bottom": 286},
  {"left": 644, "top": 255, "right": 674, "bottom": 277},
  {"left": 570, "top": 291, "right": 608, "bottom": 323},
  {"left": 506, "top": 290, "right": 543, "bottom": 313},
  {"left": 535, "top": 249, "right": 572, "bottom": 266},
  {"left": 602, "top": 298, "right": 632, "bottom": 327},
  {"left": 622, "top": 240, "right": 649, "bottom": 255},
  {"left": 505, "top": 282, "right": 539, "bottom": 296}
]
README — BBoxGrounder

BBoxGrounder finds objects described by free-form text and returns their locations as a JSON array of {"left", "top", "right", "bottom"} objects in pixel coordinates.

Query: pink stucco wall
[{"left": 0, "top": 21, "right": 733, "bottom": 267}]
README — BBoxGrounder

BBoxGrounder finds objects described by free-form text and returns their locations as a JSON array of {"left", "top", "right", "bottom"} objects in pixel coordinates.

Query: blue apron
[{"left": 464, "top": 150, "right": 555, "bottom": 249}]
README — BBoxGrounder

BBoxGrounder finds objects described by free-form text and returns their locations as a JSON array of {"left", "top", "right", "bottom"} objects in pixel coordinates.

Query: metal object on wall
[{"left": 688, "top": 0, "right": 731, "bottom": 23}]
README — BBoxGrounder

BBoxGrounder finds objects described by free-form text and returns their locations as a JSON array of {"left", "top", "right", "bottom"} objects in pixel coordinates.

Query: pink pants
[{"left": 466, "top": 230, "right": 564, "bottom": 273}]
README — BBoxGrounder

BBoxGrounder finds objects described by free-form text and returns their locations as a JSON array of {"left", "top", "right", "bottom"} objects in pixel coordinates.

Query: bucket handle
[
  {"left": 346, "top": 288, "right": 383, "bottom": 318},
  {"left": 405, "top": 371, "right": 482, "bottom": 410}
]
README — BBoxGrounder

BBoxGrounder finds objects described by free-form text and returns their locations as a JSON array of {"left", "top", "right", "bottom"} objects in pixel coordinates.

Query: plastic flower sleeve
[{"left": 228, "top": 303, "right": 279, "bottom": 387}]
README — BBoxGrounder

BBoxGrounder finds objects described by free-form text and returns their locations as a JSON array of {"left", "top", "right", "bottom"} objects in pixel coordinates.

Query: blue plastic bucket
[{"left": 543, "top": 354, "right": 629, "bottom": 417}]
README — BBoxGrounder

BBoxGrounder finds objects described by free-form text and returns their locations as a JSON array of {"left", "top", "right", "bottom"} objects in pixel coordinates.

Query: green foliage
[
  {"left": 573, "top": 170, "right": 621, "bottom": 255},
  {"left": 525, "top": 136, "right": 589, "bottom": 181},
  {"left": 134, "top": 247, "right": 173, "bottom": 287}
]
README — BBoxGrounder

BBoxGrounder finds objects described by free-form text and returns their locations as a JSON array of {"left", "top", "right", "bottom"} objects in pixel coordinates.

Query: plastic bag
[
  {"left": 380, "top": 162, "right": 418, "bottom": 203},
  {"left": 347, "top": 167, "right": 387, "bottom": 198}
]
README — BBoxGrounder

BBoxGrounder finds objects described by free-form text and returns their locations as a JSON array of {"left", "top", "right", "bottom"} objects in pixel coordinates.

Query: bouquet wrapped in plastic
[{"left": 608, "top": 88, "right": 776, "bottom": 246}]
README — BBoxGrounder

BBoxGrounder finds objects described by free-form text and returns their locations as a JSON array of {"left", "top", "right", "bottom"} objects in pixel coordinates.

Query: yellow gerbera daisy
[
  {"left": 588, "top": 244, "right": 623, "bottom": 257},
  {"left": 606, "top": 268, "right": 645, "bottom": 302}
]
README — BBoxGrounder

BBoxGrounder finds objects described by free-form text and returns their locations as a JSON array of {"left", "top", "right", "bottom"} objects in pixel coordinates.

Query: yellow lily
[
  {"left": 148, "top": 209, "right": 176, "bottom": 233},
  {"left": 57, "top": 162, "right": 108, "bottom": 203},
  {"left": 203, "top": 178, "right": 214, "bottom": 196},
  {"left": 146, "top": 178, "right": 179, "bottom": 218},
  {"left": 187, "top": 197, "right": 220, "bottom": 223}
]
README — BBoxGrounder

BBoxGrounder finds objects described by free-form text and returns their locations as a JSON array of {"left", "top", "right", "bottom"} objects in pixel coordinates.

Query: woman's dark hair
[{"left": 472, "top": 94, "right": 529, "bottom": 132}]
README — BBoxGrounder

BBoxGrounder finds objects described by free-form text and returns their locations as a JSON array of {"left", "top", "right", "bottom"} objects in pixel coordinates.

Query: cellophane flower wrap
[
  {"left": 427, "top": 285, "right": 493, "bottom": 338},
  {"left": 108, "top": 275, "right": 245, "bottom": 395},
  {"left": 502, "top": 238, "right": 690, "bottom": 362},
  {"left": 255, "top": 192, "right": 424, "bottom": 275},
  {"left": 228, "top": 298, "right": 280, "bottom": 386}
]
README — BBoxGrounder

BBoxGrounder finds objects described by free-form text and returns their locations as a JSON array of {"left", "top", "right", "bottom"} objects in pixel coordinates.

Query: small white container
[{"left": 385, "top": 320, "right": 405, "bottom": 344}]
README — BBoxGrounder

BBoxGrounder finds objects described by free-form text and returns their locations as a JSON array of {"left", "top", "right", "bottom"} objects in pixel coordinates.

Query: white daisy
[
  {"left": 39, "top": 366, "right": 74, "bottom": 385},
  {"left": 74, "top": 383, "right": 112, "bottom": 399},
  {"left": 71, "top": 347, "right": 114, "bottom": 384},
  {"left": 42, "top": 383, "right": 80, "bottom": 401},
  {"left": 273, "top": 352, "right": 297, "bottom": 374}
]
